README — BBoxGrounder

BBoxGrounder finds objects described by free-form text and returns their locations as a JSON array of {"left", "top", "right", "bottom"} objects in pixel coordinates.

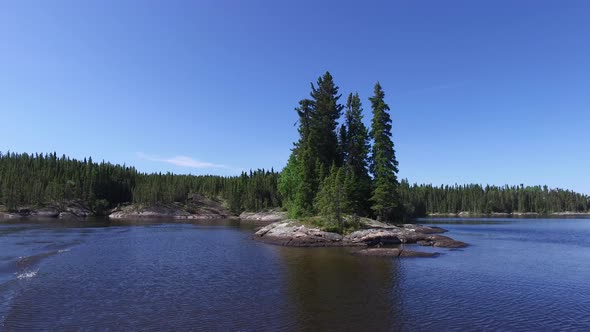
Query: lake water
[{"left": 1, "top": 217, "right": 589, "bottom": 331}]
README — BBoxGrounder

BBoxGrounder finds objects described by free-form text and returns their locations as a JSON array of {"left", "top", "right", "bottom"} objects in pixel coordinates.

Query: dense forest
[
  {"left": 0, "top": 151, "right": 280, "bottom": 214},
  {"left": 399, "top": 180, "right": 589, "bottom": 216},
  {"left": 1, "top": 72, "right": 588, "bottom": 219},
  {"left": 0, "top": 151, "right": 587, "bottom": 217}
]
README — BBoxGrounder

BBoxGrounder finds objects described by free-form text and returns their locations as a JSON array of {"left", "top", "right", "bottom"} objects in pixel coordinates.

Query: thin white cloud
[{"left": 137, "top": 152, "right": 228, "bottom": 169}]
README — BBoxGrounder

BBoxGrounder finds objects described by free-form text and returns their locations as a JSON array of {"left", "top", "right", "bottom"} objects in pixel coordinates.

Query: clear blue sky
[{"left": 1, "top": 1, "right": 589, "bottom": 194}]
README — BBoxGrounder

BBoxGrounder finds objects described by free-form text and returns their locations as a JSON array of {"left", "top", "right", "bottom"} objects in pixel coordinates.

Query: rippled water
[{"left": 1, "top": 217, "right": 590, "bottom": 331}]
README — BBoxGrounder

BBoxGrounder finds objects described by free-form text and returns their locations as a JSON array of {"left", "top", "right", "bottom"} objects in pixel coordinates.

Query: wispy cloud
[{"left": 137, "top": 152, "right": 228, "bottom": 169}]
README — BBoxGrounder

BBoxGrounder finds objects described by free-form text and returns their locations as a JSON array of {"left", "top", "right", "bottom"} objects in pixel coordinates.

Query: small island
[
  {"left": 0, "top": 73, "right": 588, "bottom": 259},
  {"left": 253, "top": 217, "right": 466, "bottom": 257}
]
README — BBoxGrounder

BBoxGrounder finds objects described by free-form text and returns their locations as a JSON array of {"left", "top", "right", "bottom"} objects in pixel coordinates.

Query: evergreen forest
[{"left": 1, "top": 72, "right": 588, "bottom": 219}]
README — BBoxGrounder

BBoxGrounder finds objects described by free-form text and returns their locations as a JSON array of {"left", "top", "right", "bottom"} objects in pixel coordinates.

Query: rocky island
[{"left": 253, "top": 218, "right": 467, "bottom": 257}]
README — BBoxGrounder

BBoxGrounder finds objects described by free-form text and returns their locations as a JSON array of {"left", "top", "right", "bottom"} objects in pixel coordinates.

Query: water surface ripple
[{"left": 0, "top": 218, "right": 589, "bottom": 331}]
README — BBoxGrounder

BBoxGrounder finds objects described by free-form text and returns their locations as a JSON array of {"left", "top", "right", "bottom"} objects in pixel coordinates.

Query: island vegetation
[{"left": 0, "top": 72, "right": 588, "bottom": 226}]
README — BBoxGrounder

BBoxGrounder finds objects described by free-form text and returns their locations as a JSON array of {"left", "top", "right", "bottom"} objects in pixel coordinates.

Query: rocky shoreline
[
  {"left": 253, "top": 220, "right": 467, "bottom": 251},
  {"left": 108, "top": 194, "right": 234, "bottom": 220},
  {"left": 427, "top": 211, "right": 590, "bottom": 217},
  {"left": 0, "top": 201, "right": 93, "bottom": 219},
  {"left": 239, "top": 210, "right": 287, "bottom": 222}
]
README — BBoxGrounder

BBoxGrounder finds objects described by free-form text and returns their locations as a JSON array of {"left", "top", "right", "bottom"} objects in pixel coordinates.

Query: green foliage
[
  {"left": 398, "top": 180, "right": 589, "bottom": 216},
  {"left": 0, "top": 151, "right": 134, "bottom": 211},
  {"left": 342, "top": 93, "right": 372, "bottom": 215},
  {"left": 369, "top": 82, "right": 400, "bottom": 221},
  {"left": 282, "top": 71, "right": 345, "bottom": 218},
  {"left": 132, "top": 169, "right": 281, "bottom": 214},
  {"left": 278, "top": 154, "right": 304, "bottom": 218},
  {"left": 296, "top": 214, "right": 362, "bottom": 235},
  {"left": 0, "top": 152, "right": 281, "bottom": 213},
  {"left": 3, "top": 74, "right": 588, "bottom": 222},
  {"left": 315, "top": 165, "right": 350, "bottom": 232},
  {"left": 309, "top": 71, "right": 344, "bottom": 170}
]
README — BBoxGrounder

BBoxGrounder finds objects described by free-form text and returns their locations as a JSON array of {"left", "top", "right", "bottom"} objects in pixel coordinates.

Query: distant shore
[
  {"left": 426, "top": 211, "right": 590, "bottom": 217},
  {"left": 3, "top": 204, "right": 590, "bottom": 221}
]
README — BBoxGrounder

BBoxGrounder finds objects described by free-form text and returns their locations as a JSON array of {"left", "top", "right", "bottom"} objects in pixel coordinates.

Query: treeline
[
  {"left": 0, "top": 151, "right": 587, "bottom": 216},
  {"left": 399, "top": 180, "right": 589, "bottom": 216},
  {"left": 0, "top": 152, "right": 135, "bottom": 212},
  {"left": 0, "top": 152, "right": 280, "bottom": 214},
  {"left": 132, "top": 170, "right": 280, "bottom": 213},
  {"left": 1, "top": 74, "right": 588, "bottom": 218}
]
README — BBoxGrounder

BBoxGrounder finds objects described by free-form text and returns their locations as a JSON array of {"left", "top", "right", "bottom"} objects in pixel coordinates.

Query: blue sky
[{"left": 1, "top": 1, "right": 589, "bottom": 194}]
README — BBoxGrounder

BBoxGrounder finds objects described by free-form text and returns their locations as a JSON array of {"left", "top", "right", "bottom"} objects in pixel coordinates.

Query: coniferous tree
[
  {"left": 294, "top": 98, "right": 319, "bottom": 216},
  {"left": 0, "top": 152, "right": 282, "bottom": 214},
  {"left": 280, "top": 72, "right": 344, "bottom": 217},
  {"left": 278, "top": 154, "right": 301, "bottom": 215},
  {"left": 309, "top": 71, "right": 344, "bottom": 170},
  {"left": 369, "top": 83, "right": 399, "bottom": 221},
  {"left": 315, "top": 165, "right": 349, "bottom": 232},
  {"left": 342, "top": 93, "right": 372, "bottom": 215},
  {"left": 338, "top": 124, "right": 348, "bottom": 165},
  {"left": 3, "top": 75, "right": 588, "bottom": 220}
]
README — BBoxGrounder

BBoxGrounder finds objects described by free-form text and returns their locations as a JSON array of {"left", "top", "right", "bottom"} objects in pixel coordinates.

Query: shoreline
[
  {"left": 3, "top": 204, "right": 589, "bottom": 222},
  {"left": 426, "top": 211, "right": 590, "bottom": 218}
]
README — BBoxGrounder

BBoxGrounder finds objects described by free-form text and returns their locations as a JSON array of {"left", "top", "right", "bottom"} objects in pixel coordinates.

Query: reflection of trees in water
[{"left": 279, "top": 247, "right": 404, "bottom": 331}]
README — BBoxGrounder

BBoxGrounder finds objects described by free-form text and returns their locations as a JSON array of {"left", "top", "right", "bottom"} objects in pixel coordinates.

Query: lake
[{"left": 1, "top": 217, "right": 589, "bottom": 331}]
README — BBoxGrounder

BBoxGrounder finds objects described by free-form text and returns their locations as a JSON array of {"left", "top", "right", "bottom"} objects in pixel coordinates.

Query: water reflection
[{"left": 278, "top": 247, "right": 402, "bottom": 331}]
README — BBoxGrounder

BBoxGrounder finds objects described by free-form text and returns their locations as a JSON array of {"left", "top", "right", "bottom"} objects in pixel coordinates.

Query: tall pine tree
[
  {"left": 309, "top": 71, "right": 344, "bottom": 170},
  {"left": 342, "top": 93, "right": 372, "bottom": 216},
  {"left": 280, "top": 72, "right": 344, "bottom": 217},
  {"left": 369, "top": 83, "right": 399, "bottom": 221}
]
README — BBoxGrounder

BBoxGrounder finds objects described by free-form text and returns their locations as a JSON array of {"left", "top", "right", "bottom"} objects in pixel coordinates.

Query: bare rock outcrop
[
  {"left": 109, "top": 194, "right": 233, "bottom": 220},
  {"left": 254, "top": 221, "right": 346, "bottom": 247},
  {"left": 0, "top": 201, "right": 92, "bottom": 219},
  {"left": 254, "top": 220, "right": 467, "bottom": 250},
  {"left": 416, "top": 235, "right": 468, "bottom": 248},
  {"left": 239, "top": 210, "right": 287, "bottom": 222},
  {"left": 344, "top": 229, "right": 404, "bottom": 246}
]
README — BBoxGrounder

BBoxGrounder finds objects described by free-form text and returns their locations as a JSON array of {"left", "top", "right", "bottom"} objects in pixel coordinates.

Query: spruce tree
[
  {"left": 280, "top": 72, "right": 344, "bottom": 217},
  {"left": 309, "top": 71, "right": 344, "bottom": 170},
  {"left": 315, "top": 164, "right": 349, "bottom": 233},
  {"left": 343, "top": 93, "right": 372, "bottom": 215},
  {"left": 369, "top": 83, "right": 399, "bottom": 221}
]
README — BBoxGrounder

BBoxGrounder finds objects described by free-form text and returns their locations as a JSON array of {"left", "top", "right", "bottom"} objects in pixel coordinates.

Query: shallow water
[{"left": 1, "top": 217, "right": 589, "bottom": 331}]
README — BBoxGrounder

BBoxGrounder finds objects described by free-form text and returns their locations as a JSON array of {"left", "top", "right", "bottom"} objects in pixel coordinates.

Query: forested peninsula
[{"left": 1, "top": 72, "right": 588, "bottom": 224}]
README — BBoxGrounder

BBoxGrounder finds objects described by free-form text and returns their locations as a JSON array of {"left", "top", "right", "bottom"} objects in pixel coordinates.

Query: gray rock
[
  {"left": 109, "top": 195, "right": 232, "bottom": 220},
  {"left": 64, "top": 202, "right": 92, "bottom": 217},
  {"left": 0, "top": 212, "right": 22, "bottom": 219},
  {"left": 254, "top": 221, "right": 345, "bottom": 247},
  {"left": 397, "top": 224, "right": 447, "bottom": 234},
  {"left": 240, "top": 210, "right": 287, "bottom": 222},
  {"left": 16, "top": 209, "right": 32, "bottom": 216},
  {"left": 344, "top": 229, "right": 404, "bottom": 246},
  {"left": 416, "top": 235, "right": 468, "bottom": 248},
  {"left": 253, "top": 220, "right": 467, "bottom": 249},
  {"left": 31, "top": 207, "right": 60, "bottom": 218},
  {"left": 59, "top": 212, "right": 79, "bottom": 219}
]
